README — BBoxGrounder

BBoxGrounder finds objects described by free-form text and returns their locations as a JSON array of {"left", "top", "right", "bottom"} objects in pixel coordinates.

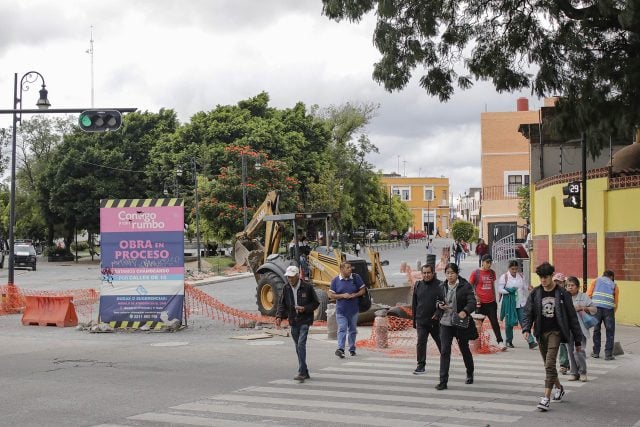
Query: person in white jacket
[{"left": 497, "top": 260, "right": 538, "bottom": 349}]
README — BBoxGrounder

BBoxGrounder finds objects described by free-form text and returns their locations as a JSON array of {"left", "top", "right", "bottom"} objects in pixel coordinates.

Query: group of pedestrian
[
  {"left": 275, "top": 261, "right": 365, "bottom": 383},
  {"left": 274, "top": 246, "right": 619, "bottom": 413}
]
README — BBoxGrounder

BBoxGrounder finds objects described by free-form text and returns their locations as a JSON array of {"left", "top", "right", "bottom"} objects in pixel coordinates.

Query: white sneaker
[
  {"left": 498, "top": 342, "right": 507, "bottom": 351},
  {"left": 537, "top": 396, "right": 550, "bottom": 411},
  {"left": 551, "top": 385, "right": 565, "bottom": 402}
]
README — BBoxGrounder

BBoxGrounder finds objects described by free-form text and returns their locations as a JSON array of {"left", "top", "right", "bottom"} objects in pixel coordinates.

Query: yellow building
[{"left": 380, "top": 174, "right": 450, "bottom": 235}]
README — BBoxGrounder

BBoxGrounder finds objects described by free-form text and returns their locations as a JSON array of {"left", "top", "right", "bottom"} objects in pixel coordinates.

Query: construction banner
[{"left": 99, "top": 198, "right": 184, "bottom": 326}]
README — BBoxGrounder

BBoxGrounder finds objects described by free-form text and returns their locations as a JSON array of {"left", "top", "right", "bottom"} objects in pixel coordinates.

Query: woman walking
[
  {"left": 435, "top": 263, "right": 478, "bottom": 390},
  {"left": 497, "top": 260, "right": 538, "bottom": 349},
  {"left": 566, "top": 276, "right": 596, "bottom": 382}
]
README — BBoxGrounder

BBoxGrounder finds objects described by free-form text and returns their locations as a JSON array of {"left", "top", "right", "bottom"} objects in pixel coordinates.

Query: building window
[
  {"left": 504, "top": 171, "right": 529, "bottom": 195},
  {"left": 392, "top": 186, "right": 411, "bottom": 201},
  {"left": 423, "top": 187, "right": 434, "bottom": 201}
]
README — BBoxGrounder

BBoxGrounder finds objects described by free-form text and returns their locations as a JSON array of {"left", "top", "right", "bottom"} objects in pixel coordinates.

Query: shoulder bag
[
  {"left": 451, "top": 313, "right": 470, "bottom": 328},
  {"left": 358, "top": 287, "right": 372, "bottom": 313}
]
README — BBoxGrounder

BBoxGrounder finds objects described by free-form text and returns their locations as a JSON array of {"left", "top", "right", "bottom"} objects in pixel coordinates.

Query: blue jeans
[
  {"left": 336, "top": 311, "right": 359, "bottom": 352},
  {"left": 290, "top": 324, "right": 310, "bottom": 375},
  {"left": 454, "top": 252, "right": 462, "bottom": 266},
  {"left": 592, "top": 307, "right": 616, "bottom": 357},
  {"left": 505, "top": 307, "right": 535, "bottom": 345}
]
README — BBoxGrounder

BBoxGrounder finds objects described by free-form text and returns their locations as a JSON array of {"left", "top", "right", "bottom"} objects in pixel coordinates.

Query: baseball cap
[
  {"left": 553, "top": 272, "right": 566, "bottom": 282},
  {"left": 284, "top": 265, "right": 299, "bottom": 277},
  {"left": 481, "top": 254, "right": 493, "bottom": 262}
]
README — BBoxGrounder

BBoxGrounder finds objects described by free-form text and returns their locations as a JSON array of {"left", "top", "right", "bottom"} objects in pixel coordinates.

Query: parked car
[
  {"left": 14, "top": 243, "right": 37, "bottom": 271},
  {"left": 406, "top": 231, "right": 426, "bottom": 239}
]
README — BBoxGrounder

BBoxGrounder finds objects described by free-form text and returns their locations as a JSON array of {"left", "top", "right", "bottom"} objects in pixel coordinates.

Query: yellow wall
[{"left": 531, "top": 177, "right": 640, "bottom": 325}]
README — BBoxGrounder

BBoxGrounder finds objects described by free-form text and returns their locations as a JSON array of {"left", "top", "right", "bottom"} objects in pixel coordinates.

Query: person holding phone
[{"left": 435, "top": 263, "right": 478, "bottom": 390}]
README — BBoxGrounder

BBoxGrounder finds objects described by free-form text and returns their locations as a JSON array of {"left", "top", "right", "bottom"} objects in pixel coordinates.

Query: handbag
[
  {"left": 358, "top": 287, "right": 372, "bottom": 313},
  {"left": 451, "top": 314, "right": 470, "bottom": 328},
  {"left": 580, "top": 311, "right": 597, "bottom": 329}
]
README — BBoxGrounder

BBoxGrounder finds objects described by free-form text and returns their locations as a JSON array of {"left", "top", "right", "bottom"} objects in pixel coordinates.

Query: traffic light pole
[{"left": 581, "top": 132, "right": 588, "bottom": 291}]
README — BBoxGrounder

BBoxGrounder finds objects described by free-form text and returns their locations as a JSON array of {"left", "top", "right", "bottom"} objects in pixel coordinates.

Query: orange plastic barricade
[{"left": 21, "top": 296, "right": 79, "bottom": 327}]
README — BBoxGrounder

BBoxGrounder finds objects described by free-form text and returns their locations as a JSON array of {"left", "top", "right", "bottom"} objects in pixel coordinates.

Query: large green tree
[{"left": 322, "top": 0, "right": 640, "bottom": 152}]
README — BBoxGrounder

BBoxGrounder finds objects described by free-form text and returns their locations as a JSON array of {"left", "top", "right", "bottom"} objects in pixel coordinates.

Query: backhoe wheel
[
  {"left": 256, "top": 272, "right": 285, "bottom": 317},
  {"left": 314, "top": 288, "right": 328, "bottom": 321}
]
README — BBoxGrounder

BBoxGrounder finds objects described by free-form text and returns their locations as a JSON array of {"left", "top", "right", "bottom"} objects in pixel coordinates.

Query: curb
[{"left": 187, "top": 272, "right": 254, "bottom": 287}]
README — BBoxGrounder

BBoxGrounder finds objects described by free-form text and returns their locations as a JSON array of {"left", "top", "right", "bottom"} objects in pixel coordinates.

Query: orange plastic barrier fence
[
  {"left": 22, "top": 295, "right": 79, "bottom": 327},
  {"left": 2, "top": 286, "right": 99, "bottom": 322}
]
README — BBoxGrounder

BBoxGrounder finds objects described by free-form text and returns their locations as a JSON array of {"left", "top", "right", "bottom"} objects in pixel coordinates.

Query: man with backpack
[{"left": 469, "top": 254, "right": 507, "bottom": 350}]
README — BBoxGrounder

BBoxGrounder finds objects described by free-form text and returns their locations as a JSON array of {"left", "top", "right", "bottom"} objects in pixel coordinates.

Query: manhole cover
[{"left": 150, "top": 341, "right": 189, "bottom": 347}]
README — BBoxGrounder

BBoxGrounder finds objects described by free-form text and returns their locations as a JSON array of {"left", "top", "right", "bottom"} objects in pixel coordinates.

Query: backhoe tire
[
  {"left": 256, "top": 272, "right": 285, "bottom": 317},
  {"left": 314, "top": 289, "right": 328, "bottom": 321}
]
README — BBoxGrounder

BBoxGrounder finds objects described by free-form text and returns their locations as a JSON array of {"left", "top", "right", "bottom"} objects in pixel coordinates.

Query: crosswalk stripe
[
  {"left": 173, "top": 402, "right": 480, "bottom": 427},
  {"left": 321, "top": 366, "right": 586, "bottom": 387},
  {"left": 129, "top": 412, "right": 269, "bottom": 427},
  {"left": 242, "top": 385, "right": 535, "bottom": 412},
  {"left": 269, "top": 378, "right": 540, "bottom": 401},
  {"left": 364, "top": 355, "right": 618, "bottom": 370},
  {"left": 310, "top": 372, "right": 544, "bottom": 392},
  {"left": 357, "top": 358, "right": 611, "bottom": 375},
  {"left": 199, "top": 394, "right": 521, "bottom": 424},
  {"left": 341, "top": 361, "right": 598, "bottom": 380}
]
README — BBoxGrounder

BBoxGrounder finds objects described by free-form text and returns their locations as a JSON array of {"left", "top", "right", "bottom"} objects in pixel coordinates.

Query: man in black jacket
[
  {"left": 411, "top": 264, "right": 443, "bottom": 374},
  {"left": 522, "top": 261, "right": 584, "bottom": 412},
  {"left": 275, "top": 265, "right": 320, "bottom": 382}
]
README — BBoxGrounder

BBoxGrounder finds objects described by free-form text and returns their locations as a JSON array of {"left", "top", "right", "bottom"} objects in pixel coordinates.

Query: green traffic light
[{"left": 80, "top": 115, "right": 92, "bottom": 127}]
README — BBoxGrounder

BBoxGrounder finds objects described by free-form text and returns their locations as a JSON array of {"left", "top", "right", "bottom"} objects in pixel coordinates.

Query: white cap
[{"left": 284, "top": 265, "right": 299, "bottom": 277}]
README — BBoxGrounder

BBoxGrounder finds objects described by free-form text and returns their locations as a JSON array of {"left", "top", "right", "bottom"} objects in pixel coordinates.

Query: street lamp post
[
  {"left": 241, "top": 153, "right": 248, "bottom": 228},
  {"left": 190, "top": 158, "right": 202, "bottom": 273},
  {"left": 8, "top": 72, "right": 50, "bottom": 287}
]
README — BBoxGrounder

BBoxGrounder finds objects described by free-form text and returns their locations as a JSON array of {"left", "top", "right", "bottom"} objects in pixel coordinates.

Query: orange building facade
[
  {"left": 380, "top": 175, "right": 451, "bottom": 235},
  {"left": 480, "top": 99, "right": 539, "bottom": 245}
]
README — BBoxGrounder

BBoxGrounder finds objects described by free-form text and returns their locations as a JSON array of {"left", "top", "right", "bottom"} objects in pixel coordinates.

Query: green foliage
[
  {"left": 517, "top": 185, "right": 530, "bottom": 221},
  {"left": 322, "top": 0, "right": 640, "bottom": 154},
  {"left": 451, "top": 220, "right": 475, "bottom": 242}
]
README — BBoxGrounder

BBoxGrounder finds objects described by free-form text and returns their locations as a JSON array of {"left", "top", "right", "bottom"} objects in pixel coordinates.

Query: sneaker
[
  {"left": 537, "top": 396, "right": 550, "bottom": 411},
  {"left": 551, "top": 385, "right": 565, "bottom": 402},
  {"left": 413, "top": 366, "right": 426, "bottom": 375},
  {"left": 435, "top": 382, "right": 448, "bottom": 390},
  {"left": 498, "top": 342, "right": 507, "bottom": 351},
  {"left": 350, "top": 350, "right": 357, "bottom": 357},
  {"left": 559, "top": 366, "right": 568, "bottom": 375},
  {"left": 529, "top": 342, "right": 539, "bottom": 350},
  {"left": 293, "top": 374, "right": 305, "bottom": 382},
  {"left": 567, "top": 375, "right": 580, "bottom": 381},
  {"left": 591, "top": 352, "right": 600, "bottom": 359},
  {"left": 335, "top": 349, "right": 345, "bottom": 359},
  {"left": 580, "top": 375, "right": 588, "bottom": 382},
  {"left": 605, "top": 355, "right": 615, "bottom": 361},
  {"left": 302, "top": 372, "right": 311, "bottom": 380},
  {"left": 506, "top": 342, "right": 515, "bottom": 348}
]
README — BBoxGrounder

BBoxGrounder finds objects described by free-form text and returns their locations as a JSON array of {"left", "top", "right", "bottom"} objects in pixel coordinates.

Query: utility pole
[
  {"left": 581, "top": 132, "right": 588, "bottom": 291},
  {"left": 86, "top": 25, "right": 95, "bottom": 107}
]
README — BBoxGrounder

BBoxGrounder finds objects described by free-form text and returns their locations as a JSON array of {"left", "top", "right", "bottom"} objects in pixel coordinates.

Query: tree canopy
[
  {"left": 322, "top": 0, "right": 640, "bottom": 152},
  {"left": 3, "top": 93, "right": 412, "bottom": 247}
]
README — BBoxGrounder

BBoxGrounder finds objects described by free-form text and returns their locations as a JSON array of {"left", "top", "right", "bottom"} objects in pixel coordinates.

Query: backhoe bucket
[{"left": 234, "top": 239, "right": 264, "bottom": 268}]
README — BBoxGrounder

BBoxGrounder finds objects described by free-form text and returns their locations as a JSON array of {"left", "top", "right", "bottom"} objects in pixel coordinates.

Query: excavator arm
[{"left": 234, "top": 191, "right": 281, "bottom": 270}]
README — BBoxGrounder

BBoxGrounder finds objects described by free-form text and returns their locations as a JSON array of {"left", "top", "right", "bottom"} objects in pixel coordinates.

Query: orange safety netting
[{"left": 1, "top": 285, "right": 99, "bottom": 322}]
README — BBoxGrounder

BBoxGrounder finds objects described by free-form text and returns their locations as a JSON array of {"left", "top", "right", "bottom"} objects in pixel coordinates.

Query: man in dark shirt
[
  {"left": 411, "top": 264, "right": 443, "bottom": 374},
  {"left": 275, "top": 265, "right": 320, "bottom": 382},
  {"left": 522, "top": 262, "right": 584, "bottom": 412}
]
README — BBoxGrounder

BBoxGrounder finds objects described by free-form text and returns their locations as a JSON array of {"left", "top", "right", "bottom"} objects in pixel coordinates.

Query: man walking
[
  {"left": 470, "top": 254, "right": 507, "bottom": 350},
  {"left": 329, "top": 262, "right": 366, "bottom": 358},
  {"left": 275, "top": 266, "right": 320, "bottom": 382},
  {"left": 522, "top": 262, "right": 584, "bottom": 411},
  {"left": 411, "top": 264, "right": 443, "bottom": 374},
  {"left": 587, "top": 270, "right": 618, "bottom": 360}
]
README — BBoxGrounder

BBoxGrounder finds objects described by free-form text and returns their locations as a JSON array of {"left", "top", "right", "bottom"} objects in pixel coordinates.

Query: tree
[
  {"left": 451, "top": 220, "right": 475, "bottom": 242},
  {"left": 517, "top": 185, "right": 530, "bottom": 222},
  {"left": 322, "top": 0, "right": 640, "bottom": 153}
]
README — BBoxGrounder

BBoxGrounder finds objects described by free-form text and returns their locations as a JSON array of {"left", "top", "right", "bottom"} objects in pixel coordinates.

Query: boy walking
[{"left": 522, "top": 262, "right": 584, "bottom": 411}]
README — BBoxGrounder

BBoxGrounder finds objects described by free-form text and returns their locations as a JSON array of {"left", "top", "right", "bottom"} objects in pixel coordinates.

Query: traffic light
[
  {"left": 562, "top": 181, "right": 581, "bottom": 209},
  {"left": 78, "top": 110, "right": 122, "bottom": 132}
]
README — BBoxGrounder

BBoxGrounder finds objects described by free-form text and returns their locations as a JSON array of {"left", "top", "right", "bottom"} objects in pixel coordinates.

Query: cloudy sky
[{"left": 0, "top": 0, "right": 538, "bottom": 197}]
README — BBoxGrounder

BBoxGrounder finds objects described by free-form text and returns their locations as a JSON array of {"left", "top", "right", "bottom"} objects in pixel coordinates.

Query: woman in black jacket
[{"left": 436, "top": 262, "right": 478, "bottom": 390}]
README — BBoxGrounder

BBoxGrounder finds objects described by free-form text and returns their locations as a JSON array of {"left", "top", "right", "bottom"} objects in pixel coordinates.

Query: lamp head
[
  {"left": 36, "top": 85, "right": 51, "bottom": 109},
  {"left": 176, "top": 168, "right": 183, "bottom": 177}
]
